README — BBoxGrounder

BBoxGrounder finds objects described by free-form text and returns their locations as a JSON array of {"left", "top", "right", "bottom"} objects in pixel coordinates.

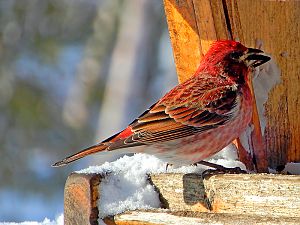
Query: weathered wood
[
  {"left": 163, "top": 0, "right": 202, "bottom": 83},
  {"left": 111, "top": 210, "right": 300, "bottom": 225},
  {"left": 64, "top": 172, "right": 300, "bottom": 224},
  {"left": 64, "top": 173, "right": 102, "bottom": 225},
  {"left": 150, "top": 173, "right": 300, "bottom": 217},
  {"left": 150, "top": 173, "right": 209, "bottom": 212},
  {"left": 232, "top": 139, "right": 254, "bottom": 170}
]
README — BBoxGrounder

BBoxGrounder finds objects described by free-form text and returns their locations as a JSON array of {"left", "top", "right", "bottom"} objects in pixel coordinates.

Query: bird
[{"left": 52, "top": 40, "right": 270, "bottom": 168}]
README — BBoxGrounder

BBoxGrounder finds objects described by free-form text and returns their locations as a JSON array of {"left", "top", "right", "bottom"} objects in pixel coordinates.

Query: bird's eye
[{"left": 229, "top": 51, "right": 243, "bottom": 60}]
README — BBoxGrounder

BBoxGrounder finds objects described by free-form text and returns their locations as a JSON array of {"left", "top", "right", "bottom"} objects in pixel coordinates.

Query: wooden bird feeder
[{"left": 63, "top": 0, "right": 300, "bottom": 224}]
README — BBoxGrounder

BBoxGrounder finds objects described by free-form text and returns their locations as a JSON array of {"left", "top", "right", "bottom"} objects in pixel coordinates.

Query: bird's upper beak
[{"left": 242, "top": 48, "right": 271, "bottom": 68}]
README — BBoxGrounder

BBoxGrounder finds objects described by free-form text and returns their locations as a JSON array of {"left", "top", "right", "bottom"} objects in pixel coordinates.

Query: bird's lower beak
[{"left": 243, "top": 48, "right": 271, "bottom": 68}]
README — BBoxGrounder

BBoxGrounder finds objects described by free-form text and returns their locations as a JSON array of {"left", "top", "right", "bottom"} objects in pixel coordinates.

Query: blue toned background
[{"left": 0, "top": 0, "right": 177, "bottom": 221}]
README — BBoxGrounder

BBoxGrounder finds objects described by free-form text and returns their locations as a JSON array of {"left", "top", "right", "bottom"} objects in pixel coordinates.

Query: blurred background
[{"left": 0, "top": 0, "right": 177, "bottom": 221}]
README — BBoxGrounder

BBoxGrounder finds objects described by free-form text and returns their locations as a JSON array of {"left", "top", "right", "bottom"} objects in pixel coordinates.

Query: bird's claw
[
  {"left": 202, "top": 166, "right": 247, "bottom": 178},
  {"left": 165, "top": 163, "right": 173, "bottom": 171}
]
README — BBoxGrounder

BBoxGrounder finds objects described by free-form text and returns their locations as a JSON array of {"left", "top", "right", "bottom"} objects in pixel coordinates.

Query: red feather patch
[{"left": 117, "top": 127, "right": 134, "bottom": 139}]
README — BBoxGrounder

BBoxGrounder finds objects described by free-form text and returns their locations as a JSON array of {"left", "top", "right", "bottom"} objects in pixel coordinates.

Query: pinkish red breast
[{"left": 138, "top": 85, "right": 253, "bottom": 166}]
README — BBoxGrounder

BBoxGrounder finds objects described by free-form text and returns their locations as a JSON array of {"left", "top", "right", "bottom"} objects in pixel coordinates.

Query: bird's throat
[{"left": 224, "top": 63, "right": 249, "bottom": 85}]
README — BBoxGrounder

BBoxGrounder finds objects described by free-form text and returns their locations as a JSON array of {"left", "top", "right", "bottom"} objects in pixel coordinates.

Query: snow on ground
[
  {"left": 2, "top": 146, "right": 299, "bottom": 224},
  {"left": 78, "top": 153, "right": 164, "bottom": 218},
  {"left": 283, "top": 163, "right": 300, "bottom": 175},
  {"left": 0, "top": 214, "right": 63, "bottom": 225},
  {"left": 252, "top": 58, "right": 281, "bottom": 134},
  {"left": 77, "top": 143, "right": 245, "bottom": 218}
]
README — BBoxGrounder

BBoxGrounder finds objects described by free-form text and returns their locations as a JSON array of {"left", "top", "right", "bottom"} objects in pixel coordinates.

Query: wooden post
[
  {"left": 110, "top": 173, "right": 300, "bottom": 224},
  {"left": 64, "top": 173, "right": 102, "bottom": 225},
  {"left": 65, "top": 172, "right": 300, "bottom": 225},
  {"left": 163, "top": 0, "right": 300, "bottom": 170},
  {"left": 112, "top": 211, "right": 300, "bottom": 225},
  {"left": 150, "top": 173, "right": 300, "bottom": 217}
]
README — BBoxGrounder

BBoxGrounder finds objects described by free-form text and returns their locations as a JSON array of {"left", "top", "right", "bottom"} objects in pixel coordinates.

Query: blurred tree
[
  {"left": 0, "top": 0, "right": 103, "bottom": 221},
  {"left": 92, "top": 0, "right": 177, "bottom": 164},
  {"left": 0, "top": 0, "right": 176, "bottom": 221},
  {"left": 63, "top": 0, "right": 122, "bottom": 131}
]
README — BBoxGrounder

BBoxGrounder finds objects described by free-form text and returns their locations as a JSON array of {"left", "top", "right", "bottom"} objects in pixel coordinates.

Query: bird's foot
[
  {"left": 194, "top": 160, "right": 247, "bottom": 178},
  {"left": 165, "top": 163, "right": 173, "bottom": 172},
  {"left": 201, "top": 166, "right": 247, "bottom": 178}
]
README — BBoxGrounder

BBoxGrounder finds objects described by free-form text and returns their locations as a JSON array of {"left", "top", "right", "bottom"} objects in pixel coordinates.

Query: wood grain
[
  {"left": 248, "top": 77, "right": 269, "bottom": 172},
  {"left": 64, "top": 172, "right": 300, "bottom": 224},
  {"left": 112, "top": 210, "right": 299, "bottom": 225},
  {"left": 151, "top": 173, "right": 209, "bottom": 212},
  {"left": 150, "top": 173, "right": 300, "bottom": 217},
  {"left": 64, "top": 173, "right": 102, "bottom": 225},
  {"left": 163, "top": 0, "right": 202, "bottom": 83}
]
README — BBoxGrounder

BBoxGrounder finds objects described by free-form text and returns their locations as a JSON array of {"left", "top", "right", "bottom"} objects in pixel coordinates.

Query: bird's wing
[{"left": 107, "top": 76, "right": 240, "bottom": 148}]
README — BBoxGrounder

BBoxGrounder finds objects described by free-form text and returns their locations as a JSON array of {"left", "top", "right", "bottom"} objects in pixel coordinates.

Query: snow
[
  {"left": 3, "top": 145, "right": 297, "bottom": 224},
  {"left": 77, "top": 145, "right": 244, "bottom": 218},
  {"left": 78, "top": 153, "right": 163, "bottom": 218},
  {"left": 237, "top": 59, "right": 300, "bottom": 175},
  {"left": 238, "top": 124, "right": 254, "bottom": 155},
  {"left": 0, "top": 214, "right": 63, "bottom": 225},
  {"left": 252, "top": 58, "right": 281, "bottom": 133},
  {"left": 238, "top": 58, "right": 281, "bottom": 159},
  {"left": 283, "top": 163, "right": 300, "bottom": 175}
]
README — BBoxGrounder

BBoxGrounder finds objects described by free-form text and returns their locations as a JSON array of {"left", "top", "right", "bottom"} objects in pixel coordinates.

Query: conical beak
[{"left": 243, "top": 48, "right": 271, "bottom": 68}]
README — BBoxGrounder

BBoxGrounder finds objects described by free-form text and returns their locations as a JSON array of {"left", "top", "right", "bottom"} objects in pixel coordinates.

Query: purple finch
[{"left": 53, "top": 40, "right": 270, "bottom": 167}]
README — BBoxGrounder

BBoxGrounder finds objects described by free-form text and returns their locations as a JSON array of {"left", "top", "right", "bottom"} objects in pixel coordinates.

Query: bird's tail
[{"left": 52, "top": 143, "right": 108, "bottom": 167}]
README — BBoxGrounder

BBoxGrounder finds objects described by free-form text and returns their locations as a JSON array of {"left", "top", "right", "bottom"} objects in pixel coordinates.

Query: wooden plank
[
  {"left": 192, "top": 0, "right": 217, "bottom": 53},
  {"left": 64, "top": 172, "right": 300, "bottom": 224},
  {"left": 163, "top": 0, "right": 226, "bottom": 82},
  {"left": 111, "top": 210, "right": 300, "bottom": 225},
  {"left": 204, "top": 173, "right": 300, "bottom": 217},
  {"left": 163, "top": 0, "right": 202, "bottom": 83},
  {"left": 152, "top": 173, "right": 209, "bottom": 212},
  {"left": 64, "top": 173, "right": 102, "bottom": 225},
  {"left": 223, "top": 0, "right": 300, "bottom": 167},
  {"left": 150, "top": 173, "right": 300, "bottom": 217}
]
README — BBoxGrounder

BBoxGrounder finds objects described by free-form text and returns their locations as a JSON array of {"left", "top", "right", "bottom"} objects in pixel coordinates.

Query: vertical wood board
[{"left": 163, "top": 0, "right": 202, "bottom": 83}]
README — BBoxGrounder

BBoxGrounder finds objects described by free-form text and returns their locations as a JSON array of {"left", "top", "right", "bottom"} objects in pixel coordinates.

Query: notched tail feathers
[{"left": 52, "top": 143, "right": 108, "bottom": 167}]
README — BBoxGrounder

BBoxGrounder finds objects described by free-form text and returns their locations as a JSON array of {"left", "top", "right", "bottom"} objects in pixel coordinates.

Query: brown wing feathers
[{"left": 52, "top": 78, "right": 239, "bottom": 167}]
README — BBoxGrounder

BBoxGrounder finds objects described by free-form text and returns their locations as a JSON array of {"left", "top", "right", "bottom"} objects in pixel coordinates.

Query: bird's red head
[
  {"left": 203, "top": 40, "right": 248, "bottom": 64},
  {"left": 196, "top": 40, "right": 270, "bottom": 82}
]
